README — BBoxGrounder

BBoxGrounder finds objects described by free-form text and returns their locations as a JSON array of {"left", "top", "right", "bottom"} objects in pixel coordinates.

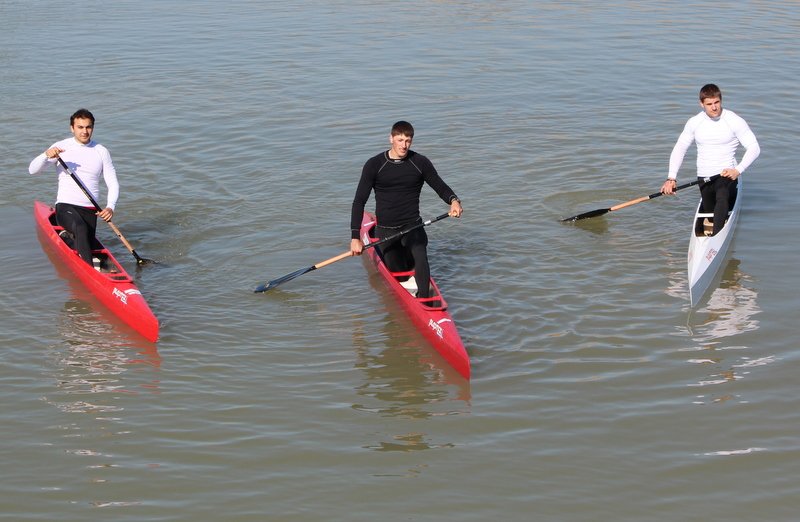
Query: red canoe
[
  {"left": 34, "top": 201, "right": 159, "bottom": 342},
  {"left": 359, "top": 212, "right": 470, "bottom": 379}
]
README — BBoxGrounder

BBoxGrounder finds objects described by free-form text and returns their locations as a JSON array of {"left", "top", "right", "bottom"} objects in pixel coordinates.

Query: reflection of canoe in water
[
  {"left": 687, "top": 258, "right": 761, "bottom": 340},
  {"left": 687, "top": 178, "right": 742, "bottom": 307},
  {"left": 359, "top": 212, "right": 470, "bottom": 380},
  {"left": 34, "top": 201, "right": 159, "bottom": 342}
]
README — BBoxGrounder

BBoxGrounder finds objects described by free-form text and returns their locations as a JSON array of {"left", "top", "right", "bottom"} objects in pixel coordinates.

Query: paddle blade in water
[
  {"left": 254, "top": 266, "right": 314, "bottom": 293},
  {"left": 561, "top": 208, "right": 610, "bottom": 222}
]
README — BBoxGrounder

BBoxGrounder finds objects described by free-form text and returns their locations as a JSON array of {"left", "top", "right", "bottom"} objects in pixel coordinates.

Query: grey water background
[{"left": 1, "top": 1, "right": 799, "bottom": 520}]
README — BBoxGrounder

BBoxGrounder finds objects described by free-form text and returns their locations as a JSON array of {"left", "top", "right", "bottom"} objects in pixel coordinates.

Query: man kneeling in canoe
[
  {"left": 349, "top": 121, "right": 463, "bottom": 298},
  {"left": 29, "top": 109, "right": 119, "bottom": 266},
  {"left": 660, "top": 84, "right": 760, "bottom": 235}
]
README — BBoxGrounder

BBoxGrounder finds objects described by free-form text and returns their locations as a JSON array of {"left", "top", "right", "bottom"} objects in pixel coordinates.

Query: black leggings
[
  {"left": 378, "top": 224, "right": 431, "bottom": 298},
  {"left": 56, "top": 203, "right": 97, "bottom": 265},
  {"left": 699, "top": 177, "right": 737, "bottom": 235}
]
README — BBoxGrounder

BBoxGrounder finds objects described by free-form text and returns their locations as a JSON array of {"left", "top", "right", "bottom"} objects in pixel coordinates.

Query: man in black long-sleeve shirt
[{"left": 350, "top": 121, "right": 463, "bottom": 298}]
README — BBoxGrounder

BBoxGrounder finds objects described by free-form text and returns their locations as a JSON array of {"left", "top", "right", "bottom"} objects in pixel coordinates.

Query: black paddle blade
[
  {"left": 561, "top": 208, "right": 610, "bottom": 222},
  {"left": 254, "top": 266, "right": 314, "bottom": 293}
]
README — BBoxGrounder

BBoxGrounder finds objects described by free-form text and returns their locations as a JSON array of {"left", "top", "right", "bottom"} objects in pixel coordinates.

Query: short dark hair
[
  {"left": 391, "top": 120, "right": 414, "bottom": 138},
  {"left": 699, "top": 84, "right": 722, "bottom": 102},
  {"left": 70, "top": 108, "right": 95, "bottom": 126}
]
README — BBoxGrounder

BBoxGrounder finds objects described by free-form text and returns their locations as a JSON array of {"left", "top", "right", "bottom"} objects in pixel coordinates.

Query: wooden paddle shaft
[
  {"left": 610, "top": 196, "right": 651, "bottom": 211},
  {"left": 609, "top": 178, "right": 703, "bottom": 212},
  {"left": 106, "top": 220, "right": 139, "bottom": 253},
  {"left": 311, "top": 216, "right": 448, "bottom": 270},
  {"left": 314, "top": 251, "right": 353, "bottom": 269},
  {"left": 256, "top": 213, "right": 450, "bottom": 292}
]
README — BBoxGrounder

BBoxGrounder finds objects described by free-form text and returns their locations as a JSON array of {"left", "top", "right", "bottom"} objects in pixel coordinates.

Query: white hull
[{"left": 687, "top": 178, "right": 742, "bottom": 306}]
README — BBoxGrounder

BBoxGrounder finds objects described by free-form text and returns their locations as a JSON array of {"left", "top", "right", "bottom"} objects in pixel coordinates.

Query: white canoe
[{"left": 687, "top": 177, "right": 742, "bottom": 306}]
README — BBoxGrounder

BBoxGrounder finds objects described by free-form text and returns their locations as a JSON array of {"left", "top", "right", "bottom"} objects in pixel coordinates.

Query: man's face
[
  {"left": 700, "top": 96, "right": 722, "bottom": 119},
  {"left": 70, "top": 117, "right": 94, "bottom": 144},
  {"left": 389, "top": 133, "right": 412, "bottom": 159}
]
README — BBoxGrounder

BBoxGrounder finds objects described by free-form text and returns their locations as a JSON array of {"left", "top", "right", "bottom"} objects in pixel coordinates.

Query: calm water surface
[{"left": 2, "top": 1, "right": 799, "bottom": 520}]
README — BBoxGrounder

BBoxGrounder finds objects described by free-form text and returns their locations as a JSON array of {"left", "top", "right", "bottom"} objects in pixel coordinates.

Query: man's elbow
[{"left": 748, "top": 141, "right": 761, "bottom": 160}]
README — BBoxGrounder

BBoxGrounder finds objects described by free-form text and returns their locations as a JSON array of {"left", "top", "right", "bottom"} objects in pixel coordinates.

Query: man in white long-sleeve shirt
[
  {"left": 660, "top": 84, "right": 760, "bottom": 235},
  {"left": 29, "top": 109, "right": 120, "bottom": 265}
]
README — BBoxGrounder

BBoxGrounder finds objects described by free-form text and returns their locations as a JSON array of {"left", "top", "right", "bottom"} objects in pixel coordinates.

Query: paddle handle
[
  {"left": 363, "top": 212, "right": 450, "bottom": 251},
  {"left": 609, "top": 179, "right": 702, "bottom": 211},
  {"left": 562, "top": 176, "right": 716, "bottom": 222},
  {"left": 255, "top": 212, "right": 452, "bottom": 292},
  {"left": 318, "top": 213, "right": 451, "bottom": 274},
  {"left": 309, "top": 215, "right": 449, "bottom": 271},
  {"left": 57, "top": 157, "right": 104, "bottom": 211}
]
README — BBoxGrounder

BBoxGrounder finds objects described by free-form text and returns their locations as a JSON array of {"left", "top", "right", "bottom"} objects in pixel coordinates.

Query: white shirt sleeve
[
  {"left": 729, "top": 112, "right": 760, "bottom": 174},
  {"left": 29, "top": 144, "right": 58, "bottom": 175},
  {"left": 97, "top": 145, "right": 120, "bottom": 210},
  {"left": 667, "top": 117, "right": 697, "bottom": 180}
]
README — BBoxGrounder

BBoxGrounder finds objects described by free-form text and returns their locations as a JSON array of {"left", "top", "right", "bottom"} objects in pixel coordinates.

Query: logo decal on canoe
[
  {"left": 113, "top": 287, "right": 142, "bottom": 305},
  {"left": 705, "top": 248, "right": 718, "bottom": 262},
  {"left": 428, "top": 318, "right": 451, "bottom": 339}
]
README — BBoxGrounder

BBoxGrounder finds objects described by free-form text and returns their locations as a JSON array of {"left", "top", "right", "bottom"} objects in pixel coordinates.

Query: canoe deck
[
  {"left": 687, "top": 180, "right": 741, "bottom": 307},
  {"left": 34, "top": 201, "right": 159, "bottom": 342},
  {"left": 360, "top": 212, "right": 470, "bottom": 379}
]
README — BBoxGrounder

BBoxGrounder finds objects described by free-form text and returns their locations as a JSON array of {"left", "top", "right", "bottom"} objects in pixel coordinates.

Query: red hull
[
  {"left": 360, "top": 212, "right": 470, "bottom": 379},
  {"left": 34, "top": 201, "right": 159, "bottom": 342}
]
